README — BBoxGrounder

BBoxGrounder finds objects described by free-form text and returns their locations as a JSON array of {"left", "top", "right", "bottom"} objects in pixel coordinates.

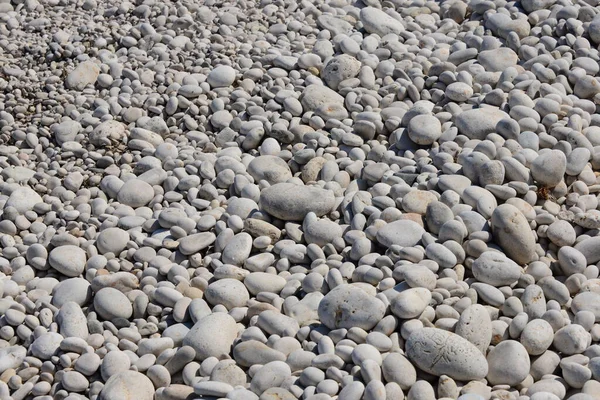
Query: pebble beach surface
[{"left": 3, "top": 0, "right": 600, "bottom": 399}]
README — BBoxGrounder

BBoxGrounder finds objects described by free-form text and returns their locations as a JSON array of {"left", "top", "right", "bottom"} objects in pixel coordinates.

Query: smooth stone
[
  {"left": 360, "top": 7, "right": 404, "bottom": 36},
  {"left": 301, "top": 84, "right": 345, "bottom": 113},
  {"left": 233, "top": 340, "right": 287, "bottom": 367},
  {"left": 178, "top": 232, "right": 216, "bottom": 256},
  {"left": 244, "top": 272, "right": 287, "bottom": 295},
  {"left": 52, "top": 278, "right": 92, "bottom": 307},
  {"left": 183, "top": 313, "right": 238, "bottom": 361},
  {"left": 66, "top": 61, "right": 100, "bottom": 90},
  {"left": 318, "top": 284, "right": 386, "bottom": 330},
  {"left": 491, "top": 204, "right": 536, "bottom": 265},
  {"left": 31, "top": 332, "right": 63, "bottom": 360},
  {"left": 547, "top": 220, "right": 576, "bottom": 247},
  {"left": 94, "top": 287, "right": 133, "bottom": 320},
  {"left": 455, "top": 304, "right": 492, "bottom": 353},
  {"left": 478, "top": 48, "right": 518, "bottom": 72},
  {"left": 558, "top": 246, "right": 587, "bottom": 276},
  {"left": 553, "top": 325, "right": 591, "bottom": 355},
  {"left": 574, "top": 236, "right": 600, "bottom": 264},
  {"left": 531, "top": 150, "right": 566, "bottom": 187},
  {"left": 382, "top": 353, "right": 417, "bottom": 390},
  {"left": 207, "top": 65, "right": 236, "bottom": 88},
  {"left": 250, "top": 361, "right": 291, "bottom": 395},
  {"left": 486, "top": 340, "right": 530, "bottom": 386},
  {"left": 391, "top": 288, "right": 431, "bottom": 319},
  {"left": 194, "top": 381, "right": 234, "bottom": 397},
  {"left": 205, "top": 279, "right": 250, "bottom": 310},
  {"left": 61, "top": 371, "right": 89, "bottom": 392},
  {"left": 376, "top": 220, "right": 425, "bottom": 247},
  {"left": 408, "top": 114, "right": 442, "bottom": 145},
  {"left": 101, "top": 351, "right": 131, "bottom": 380},
  {"left": 99, "top": 370, "right": 154, "bottom": 400},
  {"left": 48, "top": 245, "right": 86, "bottom": 277},
  {"left": 96, "top": 227, "right": 129, "bottom": 255},
  {"left": 455, "top": 108, "right": 510, "bottom": 140},
  {"left": 5, "top": 187, "right": 42, "bottom": 213},
  {"left": 52, "top": 120, "right": 81, "bottom": 144},
  {"left": 117, "top": 179, "right": 154, "bottom": 207},
  {"left": 57, "top": 302, "right": 89, "bottom": 339},
  {"left": 520, "top": 319, "right": 554, "bottom": 356},
  {"left": 260, "top": 183, "right": 335, "bottom": 221},
  {"left": 572, "top": 292, "right": 600, "bottom": 322},
  {"left": 446, "top": 82, "right": 474, "bottom": 102},
  {"left": 222, "top": 233, "right": 253, "bottom": 266},
  {"left": 471, "top": 251, "right": 522, "bottom": 286},
  {"left": 0, "top": 346, "right": 26, "bottom": 374},
  {"left": 247, "top": 156, "right": 292, "bottom": 185},
  {"left": 405, "top": 328, "right": 488, "bottom": 381}
]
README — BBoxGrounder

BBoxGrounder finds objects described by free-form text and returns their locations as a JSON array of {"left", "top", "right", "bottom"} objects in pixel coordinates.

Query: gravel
[{"left": 2, "top": 0, "right": 600, "bottom": 398}]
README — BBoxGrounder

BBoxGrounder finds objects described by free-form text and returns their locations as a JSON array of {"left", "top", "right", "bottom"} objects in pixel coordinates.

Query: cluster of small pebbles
[{"left": 4, "top": 0, "right": 600, "bottom": 399}]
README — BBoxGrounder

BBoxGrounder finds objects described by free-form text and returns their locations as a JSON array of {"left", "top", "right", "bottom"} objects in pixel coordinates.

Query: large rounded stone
[
  {"left": 99, "top": 370, "right": 154, "bottom": 400},
  {"left": 94, "top": 287, "right": 133, "bottom": 321},
  {"left": 455, "top": 108, "right": 510, "bottom": 140},
  {"left": 117, "top": 179, "right": 154, "bottom": 207},
  {"left": 260, "top": 183, "right": 335, "bottom": 221},
  {"left": 531, "top": 150, "right": 566, "bottom": 187},
  {"left": 472, "top": 251, "right": 522, "bottom": 286},
  {"left": 376, "top": 220, "right": 425, "bottom": 247},
  {"left": 360, "top": 7, "right": 404, "bottom": 36},
  {"left": 48, "top": 245, "right": 86, "bottom": 277},
  {"left": 96, "top": 227, "right": 129, "bottom": 255},
  {"left": 486, "top": 340, "right": 530, "bottom": 386},
  {"left": 247, "top": 156, "right": 292, "bottom": 185},
  {"left": 183, "top": 313, "right": 238, "bottom": 361},
  {"left": 406, "top": 328, "right": 488, "bottom": 381},
  {"left": 491, "top": 204, "right": 536, "bottom": 265},
  {"left": 5, "top": 187, "right": 43, "bottom": 213},
  {"left": 318, "top": 284, "right": 386, "bottom": 330}
]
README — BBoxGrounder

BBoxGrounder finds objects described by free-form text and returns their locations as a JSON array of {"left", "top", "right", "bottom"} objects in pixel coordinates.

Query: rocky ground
[{"left": 2, "top": 0, "right": 600, "bottom": 399}]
